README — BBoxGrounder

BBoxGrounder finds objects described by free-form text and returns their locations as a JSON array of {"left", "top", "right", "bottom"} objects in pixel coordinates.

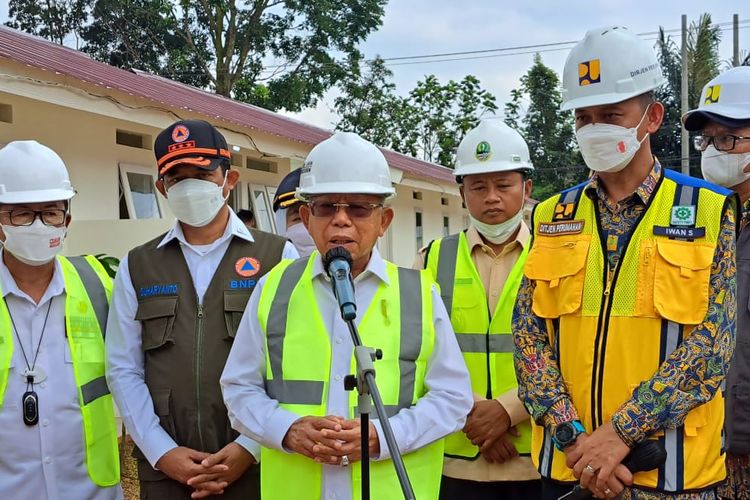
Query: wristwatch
[{"left": 552, "top": 420, "right": 586, "bottom": 451}]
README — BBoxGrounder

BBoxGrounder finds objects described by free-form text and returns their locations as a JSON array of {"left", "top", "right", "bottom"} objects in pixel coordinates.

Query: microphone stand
[{"left": 341, "top": 310, "right": 416, "bottom": 500}]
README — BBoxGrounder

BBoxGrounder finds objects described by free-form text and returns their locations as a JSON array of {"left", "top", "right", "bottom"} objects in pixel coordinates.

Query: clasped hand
[{"left": 282, "top": 415, "right": 380, "bottom": 466}]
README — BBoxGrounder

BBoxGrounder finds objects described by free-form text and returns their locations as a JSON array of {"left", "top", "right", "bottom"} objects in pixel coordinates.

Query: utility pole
[
  {"left": 681, "top": 14, "right": 689, "bottom": 175},
  {"left": 734, "top": 14, "right": 740, "bottom": 67}
]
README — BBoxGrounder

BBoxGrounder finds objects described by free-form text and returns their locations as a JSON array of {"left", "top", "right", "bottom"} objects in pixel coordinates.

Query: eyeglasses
[
  {"left": 0, "top": 209, "right": 67, "bottom": 227},
  {"left": 308, "top": 202, "right": 383, "bottom": 219},
  {"left": 693, "top": 134, "right": 750, "bottom": 152}
]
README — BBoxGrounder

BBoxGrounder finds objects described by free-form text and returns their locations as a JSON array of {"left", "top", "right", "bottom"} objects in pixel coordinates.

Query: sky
[{"left": 0, "top": 1, "right": 746, "bottom": 130}]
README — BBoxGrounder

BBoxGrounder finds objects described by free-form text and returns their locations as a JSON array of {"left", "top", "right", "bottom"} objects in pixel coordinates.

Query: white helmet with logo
[
  {"left": 297, "top": 132, "right": 395, "bottom": 201},
  {"left": 0, "top": 141, "right": 75, "bottom": 204},
  {"left": 560, "top": 26, "right": 666, "bottom": 111},
  {"left": 682, "top": 66, "right": 750, "bottom": 131},
  {"left": 454, "top": 120, "right": 534, "bottom": 178}
]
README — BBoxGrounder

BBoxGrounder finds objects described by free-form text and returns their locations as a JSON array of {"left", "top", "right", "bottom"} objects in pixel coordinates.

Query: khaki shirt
[{"left": 416, "top": 224, "right": 539, "bottom": 482}]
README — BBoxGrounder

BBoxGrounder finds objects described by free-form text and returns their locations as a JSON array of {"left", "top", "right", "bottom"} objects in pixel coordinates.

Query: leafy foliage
[
  {"left": 7, "top": 0, "right": 89, "bottom": 46},
  {"left": 504, "top": 54, "right": 585, "bottom": 200},
  {"left": 335, "top": 60, "right": 497, "bottom": 168}
]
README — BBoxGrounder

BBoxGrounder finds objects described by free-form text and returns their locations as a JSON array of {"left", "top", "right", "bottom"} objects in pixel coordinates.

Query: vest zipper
[{"left": 195, "top": 301, "right": 205, "bottom": 450}]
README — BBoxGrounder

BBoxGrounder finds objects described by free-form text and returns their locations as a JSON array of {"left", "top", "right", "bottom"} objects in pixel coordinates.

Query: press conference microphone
[{"left": 323, "top": 247, "right": 357, "bottom": 321}]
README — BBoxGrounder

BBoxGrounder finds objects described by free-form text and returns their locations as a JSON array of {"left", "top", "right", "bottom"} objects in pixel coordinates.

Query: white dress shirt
[
  {"left": 106, "top": 211, "right": 298, "bottom": 467},
  {"left": 0, "top": 251, "right": 123, "bottom": 500},
  {"left": 221, "top": 248, "right": 473, "bottom": 500}
]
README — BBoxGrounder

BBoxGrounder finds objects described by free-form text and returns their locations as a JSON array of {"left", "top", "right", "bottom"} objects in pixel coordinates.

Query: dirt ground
[{"left": 119, "top": 435, "right": 139, "bottom": 500}]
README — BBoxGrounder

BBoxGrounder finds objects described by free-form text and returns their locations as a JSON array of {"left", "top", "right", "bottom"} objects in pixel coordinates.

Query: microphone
[{"left": 323, "top": 247, "right": 357, "bottom": 321}]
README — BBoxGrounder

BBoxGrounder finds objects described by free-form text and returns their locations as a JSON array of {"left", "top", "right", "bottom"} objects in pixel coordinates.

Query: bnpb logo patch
[
  {"left": 172, "top": 125, "right": 190, "bottom": 143},
  {"left": 578, "top": 59, "right": 601, "bottom": 86},
  {"left": 704, "top": 85, "right": 721, "bottom": 105},
  {"left": 235, "top": 257, "right": 261, "bottom": 278}
]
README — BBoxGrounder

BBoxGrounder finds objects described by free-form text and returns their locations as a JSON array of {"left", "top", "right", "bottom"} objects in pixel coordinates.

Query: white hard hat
[
  {"left": 454, "top": 120, "right": 534, "bottom": 178},
  {"left": 297, "top": 132, "right": 395, "bottom": 201},
  {"left": 682, "top": 66, "right": 750, "bottom": 131},
  {"left": 560, "top": 26, "right": 666, "bottom": 111},
  {"left": 0, "top": 141, "right": 75, "bottom": 204}
]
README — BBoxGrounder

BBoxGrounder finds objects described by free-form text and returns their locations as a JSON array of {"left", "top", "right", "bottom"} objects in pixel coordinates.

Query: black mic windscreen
[{"left": 323, "top": 246, "right": 353, "bottom": 270}]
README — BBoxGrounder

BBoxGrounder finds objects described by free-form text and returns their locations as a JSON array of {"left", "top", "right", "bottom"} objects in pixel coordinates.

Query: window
[
  {"left": 247, "top": 158, "right": 277, "bottom": 173},
  {"left": 116, "top": 130, "right": 151, "bottom": 150},
  {"left": 0, "top": 104, "right": 12, "bottom": 124},
  {"left": 415, "top": 211, "right": 423, "bottom": 249},
  {"left": 413, "top": 191, "right": 423, "bottom": 200},
  {"left": 248, "top": 184, "right": 276, "bottom": 233},
  {"left": 443, "top": 216, "right": 450, "bottom": 236},
  {"left": 441, "top": 197, "right": 449, "bottom": 206},
  {"left": 119, "top": 164, "right": 162, "bottom": 219},
  {"left": 231, "top": 153, "right": 243, "bottom": 167}
]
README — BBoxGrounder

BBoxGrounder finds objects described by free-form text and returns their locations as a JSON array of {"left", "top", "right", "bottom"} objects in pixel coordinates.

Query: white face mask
[
  {"left": 166, "top": 175, "right": 228, "bottom": 227},
  {"left": 576, "top": 107, "right": 650, "bottom": 173},
  {"left": 1, "top": 219, "right": 66, "bottom": 266},
  {"left": 701, "top": 145, "right": 750, "bottom": 188},
  {"left": 470, "top": 208, "right": 524, "bottom": 245},
  {"left": 285, "top": 222, "right": 316, "bottom": 257}
]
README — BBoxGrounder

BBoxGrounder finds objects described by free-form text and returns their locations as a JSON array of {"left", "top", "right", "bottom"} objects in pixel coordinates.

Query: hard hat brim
[
  {"left": 682, "top": 108, "right": 750, "bottom": 132},
  {"left": 560, "top": 82, "right": 665, "bottom": 112},
  {"left": 453, "top": 161, "right": 534, "bottom": 178},
  {"left": 0, "top": 187, "right": 75, "bottom": 204},
  {"left": 296, "top": 182, "right": 396, "bottom": 202}
]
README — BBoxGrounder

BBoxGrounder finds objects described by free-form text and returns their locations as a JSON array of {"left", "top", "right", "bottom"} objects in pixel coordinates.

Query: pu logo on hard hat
[
  {"left": 302, "top": 160, "right": 312, "bottom": 173},
  {"left": 172, "top": 125, "right": 190, "bottom": 143},
  {"left": 578, "top": 59, "right": 601, "bottom": 86},
  {"left": 704, "top": 85, "right": 721, "bottom": 105},
  {"left": 475, "top": 141, "right": 492, "bottom": 161}
]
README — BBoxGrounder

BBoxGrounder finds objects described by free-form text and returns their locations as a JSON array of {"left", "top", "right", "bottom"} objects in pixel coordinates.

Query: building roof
[{"left": 0, "top": 26, "right": 455, "bottom": 183}]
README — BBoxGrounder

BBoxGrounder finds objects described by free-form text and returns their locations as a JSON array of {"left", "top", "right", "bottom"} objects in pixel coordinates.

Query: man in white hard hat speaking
[
  {"left": 0, "top": 141, "right": 122, "bottom": 499},
  {"left": 417, "top": 120, "right": 540, "bottom": 498},
  {"left": 221, "top": 131, "right": 473, "bottom": 499},
  {"left": 513, "top": 27, "right": 736, "bottom": 499},
  {"left": 682, "top": 66, "right": 750, "bottom": 500}
]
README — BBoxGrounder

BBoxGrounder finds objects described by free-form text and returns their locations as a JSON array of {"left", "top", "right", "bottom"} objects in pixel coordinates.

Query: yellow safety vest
[
  {"left": 257, "top": 254, "right": 444, "bottom": 500},
  {"left": 425, "top": 231, "right": 531, "bottom": 458},
  {"left": 0, "top": 255, "right": 120, "bottom": 487},
  {"left": 524, "top": 169, "right": 731, "bottom": 491}
]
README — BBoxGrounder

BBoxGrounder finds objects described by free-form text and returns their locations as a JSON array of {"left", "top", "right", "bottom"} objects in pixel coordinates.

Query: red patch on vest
[{"left": 235, "top": 257, "right": 261, "bottom": 277}]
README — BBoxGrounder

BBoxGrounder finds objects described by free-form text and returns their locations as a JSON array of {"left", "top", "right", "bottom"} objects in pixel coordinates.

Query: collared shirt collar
[
  {"left": 311, "top": 246, "right": 390, "bottom": 286},
  {"left": 465, "top": 222, "right": 530, "bottom": 253},
  {"left": 585, "top": 158, "right": 662, "bottom": 207},
  {"left": 157, "top": 209, "right": 255, "bottom": 250},
  {"left": 0, "top": 250, "right": 65, "bottom": 302}
]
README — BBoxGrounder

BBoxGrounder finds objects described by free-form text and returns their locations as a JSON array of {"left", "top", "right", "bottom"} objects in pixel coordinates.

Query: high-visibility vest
[
  {"left": 0, "top": 255, "right": 120, "bottom": 486},
  {"left": 257, "top": 255, "right": 444, "bottom": 500},
  {"left": 524, "top": 169, "right": 732, "bottom": 491},
  {"left": 425, "top": 231, "right": 531, "bottom": 458}
]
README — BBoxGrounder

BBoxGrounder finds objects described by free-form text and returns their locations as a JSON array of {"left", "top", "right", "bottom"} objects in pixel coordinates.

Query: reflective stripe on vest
[
  {"left": 257, "top": 254, "right": 443, "bottom": 500},
  {"left": 525, "top": 169, "right": 730, "bottom": 489},
  {"left": 0, "top": 255, "right": 119, "bottom": 487},
  {"left": 426, "top": 231, "right": 532, "bottom": 458}
]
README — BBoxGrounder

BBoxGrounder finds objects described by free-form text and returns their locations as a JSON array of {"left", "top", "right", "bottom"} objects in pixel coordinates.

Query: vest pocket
[
  {"left": 223, "top": 291, "right": 251, "bottom": 339},
  {"left": 151, "top": 388, "right": 177, "bottom": 440},
  {"left": 135, "top": 296, "right": 178, "bottom": 350},
  {"left": 653, "top": 240, "right": 714, "bottom": 324},
  {"left": 525, "top": 236, "right": 590, "bottom": 318}
]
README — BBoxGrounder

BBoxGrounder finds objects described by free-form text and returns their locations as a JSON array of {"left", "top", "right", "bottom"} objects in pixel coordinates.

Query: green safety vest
[
  {"left": 426, "top": 231, "right": 531, "bottom": 458},
  {"left": 257, "top": 254, "right": 444, "bottom": 500},
  {"left": 0, "top": 255, "right": 120, "bottom": 487}
]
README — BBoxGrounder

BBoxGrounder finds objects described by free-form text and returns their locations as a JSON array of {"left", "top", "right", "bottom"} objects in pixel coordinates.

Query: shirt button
[
  {"left": 42, "top": 419, "right": 50, "bottom": 427},
  {"left": 334, "top": 375, "right": 342, "bottom": 381},
  {"left": 335, "top": 337, "right": 343, "bottom": 345},
  {"left": 44, "top": 457, "right": 52, "bottom": 464},
  {"left": 39, "top": 383, "right": 46, "bottom": 389}
]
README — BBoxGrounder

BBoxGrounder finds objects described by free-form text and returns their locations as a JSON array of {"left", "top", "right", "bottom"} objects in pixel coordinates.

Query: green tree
[
  {"left": 504, "top": 53, "right": 585, "bottom": 200},
  {"left": 8, "top": 0, "right": 387, "bottom": 111},
  {"left": 335, "top": 70, "right": 497, "bottom": 168},
  {"left": 6, "top": 0, "right": 89, "bottom": 46}
]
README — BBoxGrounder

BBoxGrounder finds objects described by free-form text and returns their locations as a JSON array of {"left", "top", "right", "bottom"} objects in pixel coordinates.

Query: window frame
[{"left": 118, "top": 163, "right": 163, "bottom": 220}]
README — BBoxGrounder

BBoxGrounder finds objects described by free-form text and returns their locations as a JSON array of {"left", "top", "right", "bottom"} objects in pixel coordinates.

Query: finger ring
[
  {"left": 340, "top": 455, "right": 349, "bottom": 467},
  {"left": 604, "top": 488, "right": 612, "bottom": 496},
  {"left": 584, "top": 464, "right": 596, "bottom": 474}
]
